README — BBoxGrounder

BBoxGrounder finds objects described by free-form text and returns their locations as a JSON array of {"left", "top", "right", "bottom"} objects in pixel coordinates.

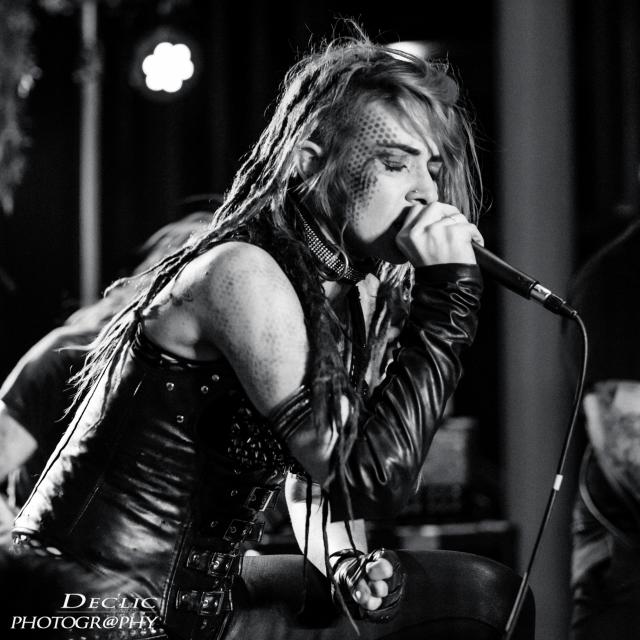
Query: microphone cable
[{"left": 502, "top": 312, "right": 589, "bottom": 639}]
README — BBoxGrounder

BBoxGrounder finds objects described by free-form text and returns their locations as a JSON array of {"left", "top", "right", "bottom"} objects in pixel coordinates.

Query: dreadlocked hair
[{"left": 71, "top": 27, "right": 481, "bottom": 508}]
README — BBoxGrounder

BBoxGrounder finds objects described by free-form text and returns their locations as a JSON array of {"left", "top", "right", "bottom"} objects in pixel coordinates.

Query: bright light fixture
[
  {"left": 141, "top": 41, "right": 195, "bottom": 94},
  {"left": 130, "top": 27, "right": 200, "bottom": 100}
]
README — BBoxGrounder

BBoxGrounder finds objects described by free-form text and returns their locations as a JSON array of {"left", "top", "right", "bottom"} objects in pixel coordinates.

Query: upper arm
[{"left": 196, "top": 242, "right": 309, "bottom": 416}]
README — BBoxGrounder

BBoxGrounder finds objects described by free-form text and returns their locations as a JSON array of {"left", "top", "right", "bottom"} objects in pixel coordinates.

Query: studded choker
[{"left": 296, "top": 205, "right": 368, "bottom": 285}]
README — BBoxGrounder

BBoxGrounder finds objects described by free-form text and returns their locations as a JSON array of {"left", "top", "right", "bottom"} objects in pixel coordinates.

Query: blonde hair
[{"left": 72, "top": 30, "right": 481, "bottom": 508}]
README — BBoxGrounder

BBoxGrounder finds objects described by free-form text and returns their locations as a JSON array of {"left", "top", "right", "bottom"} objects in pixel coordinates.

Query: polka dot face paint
[{"left": 340, "top": 102, "right": 444, "bottom": 264}]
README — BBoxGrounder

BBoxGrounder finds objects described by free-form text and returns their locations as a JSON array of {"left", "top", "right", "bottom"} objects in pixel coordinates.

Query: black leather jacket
[
  {"left": 14, "top": 262, "right": 481, "bottom": 639},
  {"left": 271, "top": 263, "right": 482, "bottom": 519}
]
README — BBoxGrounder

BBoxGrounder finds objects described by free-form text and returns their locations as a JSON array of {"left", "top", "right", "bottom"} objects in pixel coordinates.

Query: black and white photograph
[{"left": 0, "top": 1, "right": 639, "bottom": 638}]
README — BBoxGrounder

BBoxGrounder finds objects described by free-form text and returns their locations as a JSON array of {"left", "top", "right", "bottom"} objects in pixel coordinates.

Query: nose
[{"left": 406, "top": 171, "right": 438, "bottom": 206}]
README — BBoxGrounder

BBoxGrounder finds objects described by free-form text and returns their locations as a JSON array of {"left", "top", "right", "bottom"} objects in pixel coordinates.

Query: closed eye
[
  {"left": 382, "top": 159, "right": 408, "bottom": 172},
  {"left": 377, "top": 151, "right": 410, "bottom": 173}
]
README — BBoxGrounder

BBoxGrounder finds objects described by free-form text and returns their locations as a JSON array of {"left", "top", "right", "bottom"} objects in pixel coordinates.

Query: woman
[{"left": 10, "top": 33, "right": 533, "bottom": 640}]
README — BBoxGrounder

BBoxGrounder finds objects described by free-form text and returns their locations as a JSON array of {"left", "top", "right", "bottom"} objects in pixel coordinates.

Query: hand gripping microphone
[{"left": 472, "top": 242, "right": 577, "bottom": 318}]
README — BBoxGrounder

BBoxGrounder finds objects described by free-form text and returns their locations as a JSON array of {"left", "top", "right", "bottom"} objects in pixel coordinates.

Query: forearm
[{"left": 285, "top": 473, "right": 367, "bottom": 576}]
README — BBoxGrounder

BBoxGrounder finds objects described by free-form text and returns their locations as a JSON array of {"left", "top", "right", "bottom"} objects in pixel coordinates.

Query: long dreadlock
[{"left": 71, "top": 29, "right": 482, "bottom": 526}]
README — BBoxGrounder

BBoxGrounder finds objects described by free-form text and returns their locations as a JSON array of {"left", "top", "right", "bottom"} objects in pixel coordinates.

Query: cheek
[
  {"left": 347, "top": 163, "right": 381, "bottom": 224},
  {"left": 343, "top": 111, "right": 401, "bottom": 224}
]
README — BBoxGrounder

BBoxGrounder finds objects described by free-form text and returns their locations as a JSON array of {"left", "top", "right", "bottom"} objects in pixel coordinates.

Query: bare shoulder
[
  {"left": 189, "top": 241, "right": 303, "bottom": 322},
  {"left": 184, "top": 241, "right": 308, "bottom": 414},
  {"left": 201, "top": 241, "right": 293, "bottom": 286}
]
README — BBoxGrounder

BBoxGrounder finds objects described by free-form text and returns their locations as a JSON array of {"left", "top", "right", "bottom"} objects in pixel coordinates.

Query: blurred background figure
[
  {"left": 566, "top": 214, "right": 640, "bottom": 639},
  {"left": 0, "top": 205, "right": 217, "bottom": 545}
]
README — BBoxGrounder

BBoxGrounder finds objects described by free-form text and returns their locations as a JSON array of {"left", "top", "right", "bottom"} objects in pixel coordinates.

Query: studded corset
[{"left": 14, "top": 327, "right": 293, "bottom": 640}]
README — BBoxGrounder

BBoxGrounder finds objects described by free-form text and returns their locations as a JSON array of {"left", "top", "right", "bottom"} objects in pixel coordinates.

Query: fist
[
  {"left": 332, "top": 548, "right": 406, "bottom": 622},
  {"left": 395, "top": 202, "right": 483, "bottom": 267}
]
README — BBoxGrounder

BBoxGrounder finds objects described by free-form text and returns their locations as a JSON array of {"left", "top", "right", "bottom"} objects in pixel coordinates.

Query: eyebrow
[{"left": 375, "top": 141, "right": 442, "bottom": 162}]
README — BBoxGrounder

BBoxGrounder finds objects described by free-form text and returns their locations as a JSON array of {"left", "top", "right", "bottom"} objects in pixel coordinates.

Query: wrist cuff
[
  {"left": 414, "top": 263, "right": 482, "bottom": 284},
  {"left": 268, "top": 385, "right": 312, "bottom": 440}
]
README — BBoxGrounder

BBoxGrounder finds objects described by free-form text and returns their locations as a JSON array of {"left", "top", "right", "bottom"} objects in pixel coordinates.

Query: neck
[{"left": 293, "top": 196, "right": 370, "bottom": 286}]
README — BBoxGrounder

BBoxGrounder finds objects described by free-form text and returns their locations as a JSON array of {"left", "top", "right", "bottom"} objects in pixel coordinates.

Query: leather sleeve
[{"left": 270, "top": 263, "right": 483, "bottom": 519}]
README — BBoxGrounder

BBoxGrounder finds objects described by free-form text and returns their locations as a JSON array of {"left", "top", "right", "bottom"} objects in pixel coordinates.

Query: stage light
[
  {"left": 130, "top": 27, "right": 199, "bottom": 100},
  {"left": 141, "top": 41, "right": 194, "bottom": 93}
]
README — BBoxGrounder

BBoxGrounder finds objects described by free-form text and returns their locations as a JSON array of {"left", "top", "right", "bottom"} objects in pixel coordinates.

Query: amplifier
[{"left": 401, "top": 416, "right": 479, "bottom": 520}]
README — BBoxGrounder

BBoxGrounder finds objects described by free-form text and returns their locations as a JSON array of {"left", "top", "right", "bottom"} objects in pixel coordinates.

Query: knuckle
[{"left": 445, "top": 223, "right": 468, "bottom": 238}]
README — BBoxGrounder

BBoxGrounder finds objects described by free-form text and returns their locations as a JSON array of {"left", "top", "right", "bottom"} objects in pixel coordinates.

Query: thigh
[{"left": 225, "top": 550, "right": 534, "bottom": 640}]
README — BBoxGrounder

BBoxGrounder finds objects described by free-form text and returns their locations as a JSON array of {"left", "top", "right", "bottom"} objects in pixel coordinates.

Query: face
[{"left": 340, "top": 101, "right": 443, "bottom": 264}]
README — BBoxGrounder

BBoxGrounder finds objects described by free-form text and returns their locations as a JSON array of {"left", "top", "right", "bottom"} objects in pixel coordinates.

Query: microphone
[{"left": 472, "top": 242, "right": 577, "bottom": 318}]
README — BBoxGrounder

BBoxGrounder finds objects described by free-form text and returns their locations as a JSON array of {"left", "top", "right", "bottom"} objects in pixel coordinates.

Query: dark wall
[
  {"left": 573, "top": 0, "right": 640, "bottom": 260},
  {"left": 0, "top": 8, "right": 80, "bottom": 363}
]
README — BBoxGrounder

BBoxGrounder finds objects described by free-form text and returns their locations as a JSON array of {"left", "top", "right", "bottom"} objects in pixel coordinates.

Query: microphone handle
[
  {"left": 471, "top": 242, "right": 577, "bottom": 319},
  {"left": 472, "top": 242, "right": 537, "bottom": 298}
]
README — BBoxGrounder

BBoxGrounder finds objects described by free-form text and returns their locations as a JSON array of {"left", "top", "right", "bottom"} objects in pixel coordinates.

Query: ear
[{"left": 294, "top": 140, "right": 325, "bottom": 179}]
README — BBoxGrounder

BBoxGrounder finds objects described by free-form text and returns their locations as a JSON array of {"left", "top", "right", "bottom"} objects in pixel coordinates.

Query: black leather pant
[
  {"left": 2, "top": 548, "right": 534, "bottom": 640},
  {"left": 227, "top": 550, "right": 535, "bottom": 640}
]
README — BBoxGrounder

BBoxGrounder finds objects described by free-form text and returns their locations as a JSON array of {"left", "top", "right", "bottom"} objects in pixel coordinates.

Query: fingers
[
  {"left": 428, "top": 216, "right": 484, "bottom": 248},
  {"left": 351, "top": 558, "right": 394, "bottom": 610},
  {"left": 444, "top": 215, "right": 484, "bottom": 247},
  {"left": 352, "top": 579, "right": 382, "bottom": 610},
  {"left": 395, "top": 201, "right": 483, "bottom": 267},
  {"left": 400, "top": 201, "right": 460, "bottom": 230},
  {"left": 369, "top": 579, "right": 389, "bottom": 599},
  {"left": 366, "top": 557, "right": 393, "bottom": 581}
]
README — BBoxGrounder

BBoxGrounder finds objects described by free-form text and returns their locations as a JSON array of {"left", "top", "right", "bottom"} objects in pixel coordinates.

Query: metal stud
[
  {"left": 176, "top": 415, "right": 185, "bottom": 424},
  {"left": 166, "top": 382, "right": 175, "bottom": 391}
]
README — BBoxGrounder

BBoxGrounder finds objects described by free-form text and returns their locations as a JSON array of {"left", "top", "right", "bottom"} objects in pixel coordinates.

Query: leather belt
[
  {"left": 186, "top": 549, "right": 242, "bottom": 577},
  {"left": 241, "top": 485, "right": 279, "bottom": 511},
  {"left": 175, "top": 589, "right": 233, "bottom": 616},
  {"left": 206, "top": 518, "right": 264, "bottom": 543}
]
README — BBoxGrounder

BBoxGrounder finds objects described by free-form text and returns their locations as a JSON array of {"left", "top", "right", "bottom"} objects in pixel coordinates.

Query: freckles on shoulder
[
  {"left": 187, "top": 241, "right": 309, "bottom": 414},
  {"left": 192, "top": 241, "right": 307, "bottom": 340}
]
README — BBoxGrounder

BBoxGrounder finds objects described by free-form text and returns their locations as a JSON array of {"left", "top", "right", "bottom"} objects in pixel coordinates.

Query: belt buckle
[
  {"left": 244, "top": 486, "right": 279, "bottom": 511},
  {"left": 186, "top": 548, "right": 211, "bottom": 572},
  {"left": 175, "top": 589, "right": 228, "bottom": 616},
  {"left": 208, "top": 551, "right": 235, "bottom": 576},
  {"left": 200, "top": 590, "right": 227, "bottom": 616},
  {"left": 223, "top": 518, "right": 264, "bottom": 543}
]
